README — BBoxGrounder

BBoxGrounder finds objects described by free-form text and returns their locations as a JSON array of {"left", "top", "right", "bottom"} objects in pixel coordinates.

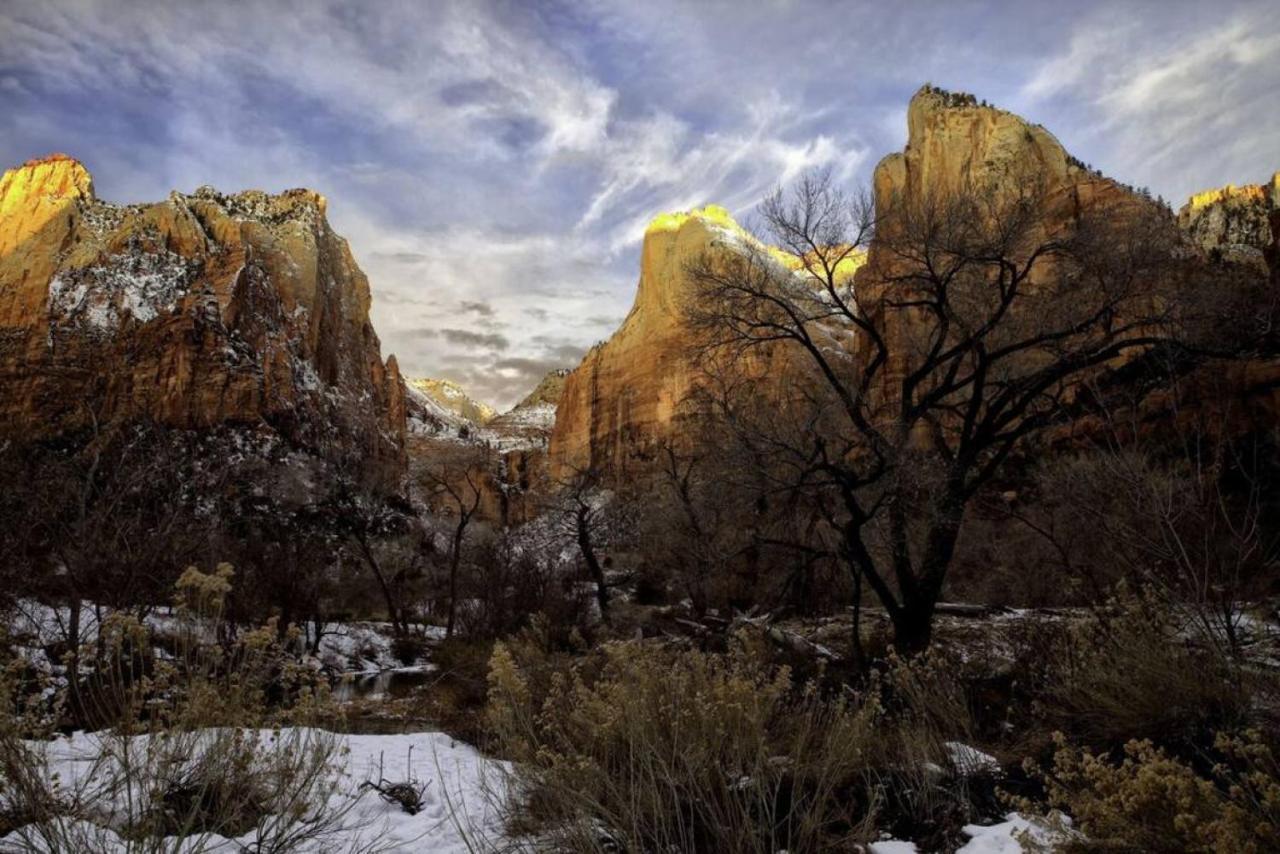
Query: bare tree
[
  {"left": 1035, "top": 359, "right": 1280, "bottom": 658},
  {"left": 544, "top": 467, "right": 636, "bottom": 626},
  {"left": 417, "top": 444, "right": 489, "bottom": 637},
  {"left": 688, "top": 168, "right": 1179, "bottom": 653},
  {"left": 327, "top": 479, "right": 419, "bottom": 637},
  {"left": 0, "top": 415, "right": 217, "bottom": 722}
]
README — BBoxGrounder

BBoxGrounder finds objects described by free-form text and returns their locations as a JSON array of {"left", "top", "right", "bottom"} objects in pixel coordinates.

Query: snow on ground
[
  {"left": 5, "top": 599, "right": 440, "bottom": 680},
  {"left": 869, "top": 812, "right": 1074, "bottom": 853},
  {"left": 313, "top": 620, "right": 444, "bottom": 675},
  {"left": 1, "top": 728, "right": 508, "bottom": 853}
]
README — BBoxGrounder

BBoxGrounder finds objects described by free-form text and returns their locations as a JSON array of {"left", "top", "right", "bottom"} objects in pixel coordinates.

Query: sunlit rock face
[
  {"left": 0, "top": 154, "right": 406, "bottom": 478},
  {"left": 548, "top": 206, "right": 785, "bottom": 479},
  {"left": 407, "top": 378, "right": 496, "bottom": 426},
  {"left": 1178, "top": 173, "right": 1279, "bottom": 273},
  {"left": 859, "top": 85, "right": 1144, "bottom": 405},
  {"left": 551, "top": 86, "right": 1280, "bottom": 483},
  {"left": 549, "top": 199, "right": 872, "bottom": 482}
]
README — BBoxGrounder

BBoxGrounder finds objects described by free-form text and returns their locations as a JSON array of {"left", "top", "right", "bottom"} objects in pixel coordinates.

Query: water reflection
[{"left": 333, "top": 668, "right": 435, "bottom": 702}]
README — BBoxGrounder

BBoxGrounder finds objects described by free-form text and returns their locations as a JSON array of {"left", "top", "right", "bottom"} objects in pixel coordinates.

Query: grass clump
[
  {"left": 485, "top": 627, "right": 992, "bottom": 853},
  {"left": 1037, "top": 589, "right": 1253, "bottom": 749},
  {"left": 0, "top": 563, "right": 368, "bottom": 852}
]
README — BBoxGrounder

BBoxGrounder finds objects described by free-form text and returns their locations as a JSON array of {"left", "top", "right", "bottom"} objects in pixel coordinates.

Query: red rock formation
[
  {"left": 549, "top": 87, "right": 1280, "bottom": 483},
  {"left": 0, "top": 154, "right": 405, "bottom": 476},
  {"left": 549, "top": 206, "right": 808, "bottom": 479},
  {"left": 1178, "top": 173, "right": 1278, "bottom": 271},
  {"left": 408, "top": 369, "right": 568, "bottom": 525}
]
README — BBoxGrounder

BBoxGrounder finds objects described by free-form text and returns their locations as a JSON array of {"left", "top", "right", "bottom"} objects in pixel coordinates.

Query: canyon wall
[
  {"left": 549, "top": 86, "right": 1280, "bottom": 482},
  {"left": 0, "top": 154, "right": 406, "bottom": 478},
  {"left": 549, "top": 206, "right": 794, "bottom": 478}
]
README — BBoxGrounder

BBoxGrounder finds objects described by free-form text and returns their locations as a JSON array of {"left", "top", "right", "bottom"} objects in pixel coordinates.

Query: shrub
[
  {"left": 485, "top": 633, "right": 992, "bottom": 852},
  {"left": 1029, "top": 730, "right": 1280, "bottom": 853},
  {"left": 0, "top": 564, "right": 365, "bottom": 851},
  {"left": 1036, "top": 590, "right": 1252, "bottom": 749}
]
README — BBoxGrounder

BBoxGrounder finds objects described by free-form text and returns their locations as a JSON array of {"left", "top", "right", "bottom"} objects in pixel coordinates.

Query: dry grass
[
  {"left": 484, "top": 627, "right": 992, "bottom": 853},
  {"left": 0, "top": 563, "right": 378, "bottom": 852},
  {"left": 1036, "top": 589, "right": 1253, "bottom": 749}
]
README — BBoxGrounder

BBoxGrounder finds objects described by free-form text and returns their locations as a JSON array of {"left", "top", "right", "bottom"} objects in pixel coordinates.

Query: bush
[
  {"left": 1029, "top": 730, "right": 1280, "bottom": 853},
  {"left": 1037, "top": 590, "right": 1252, "bottom": 749},
  {"left": 0, "top": 564, "right": 364, "bottom": 851},
  {"left": 485, "top": 633, "right": 992, "bottom": 852}
]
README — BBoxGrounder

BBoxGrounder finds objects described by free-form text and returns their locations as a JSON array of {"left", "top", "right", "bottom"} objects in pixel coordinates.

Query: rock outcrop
[
  {"left": 1178, "top": 172, "right": 1279, "bottom": 274},
  {"left": 549, "top": 86, "right": 1280, "bottom": 483},
  {"left": 549, "top": 207, "right": 741, "bottom": 478},
  {"left": 861, "top": 86, "right": 1148, "bottom": 402},
  {"left": 408, "top": 369, "right": 569, "bottom": 525},
  {"left": 407, "top": 378, "right": 495, "bottom": 426},
  {"left": 0, "top": 154, "right": 406, "bottom": 477}
]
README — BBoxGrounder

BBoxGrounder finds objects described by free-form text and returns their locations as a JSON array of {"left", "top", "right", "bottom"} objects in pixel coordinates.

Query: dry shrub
[
  {"left": 1038, "top": 589, "right": 1252, "bottom": 749},
  {"left": 485, "top": 631, "right": 990, "bottom": 853},
  {"left": 0, "top": 564, "right": 367, "bottom": 852},
  {"left": 1030, "top": 730, "right": 1280, "bottom": 853}
]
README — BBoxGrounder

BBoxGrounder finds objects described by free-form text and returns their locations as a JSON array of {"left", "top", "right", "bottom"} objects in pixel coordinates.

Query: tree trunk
[
  {"left": 892, "top": 494, "right": 966, "bottom": 656},
  {"left": 890, "top": 598, "right": 935, "bottom": 656},
  {"left": 578, "top": 511, "right": 610, "bottom": 623},
  {"left": 850, "top": 564, "right": 865, "bottom": 672},
  {"left": 66, "top": 593, "right": 84, "bottom": 724},
  {"left": 446, "top": 525, "right": 465, "bottom": 638},
  {"left": 356, "top": 535, "right": 406, "bottom": 636}
]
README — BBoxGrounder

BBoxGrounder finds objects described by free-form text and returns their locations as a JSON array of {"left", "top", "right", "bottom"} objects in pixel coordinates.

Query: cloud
[
  {"left": 439, "top": 328, "right": 510, "bottom": 351},
  {"left": 3, "top": 0, "right": 1275, "bottom": 407},
  {"left": 1020, "top": 5, "right": 1280, "bottom": 200},
  {"left": 459, "top": 300, "right": 495, "bottom": 317}
]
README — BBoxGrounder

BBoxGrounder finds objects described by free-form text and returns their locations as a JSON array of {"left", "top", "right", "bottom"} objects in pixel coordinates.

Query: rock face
[
  {"left": 549, "top": 206, "right": 775, "bottom": 478},
  {"left": 510, "top": 367, "right": 570, "bottom": 411},
  {"left": 408, "top": 369, "right": 569, "bottom": 525},
  {"left": 407, "top": 378, "right": 495, "bottom": 426},
  {"left": 487, "top": 368, "right": 566, "bottom": 447},
  {"left": 861, "top": 86, "right": 1145, "bottom": 401},
  {"left": 549, "top": 86, "right": 1280, "bottom": 483},
  {"left": 872, "top": 86, "right": 1074, "bottom": 208},
  {"left": 0, "top": 154, "right": 406, "bottom": 477},
  {"left": 1178, "top": 173, "right": 1279, "bottom": 273}
]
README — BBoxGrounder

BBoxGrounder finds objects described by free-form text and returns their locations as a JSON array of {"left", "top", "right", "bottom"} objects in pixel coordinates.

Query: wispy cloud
[
  {"left": 1020, "top": 5, "right": 1280, "bottom": 199},
  {"left": 3, "top": 0, "right": 1276, "bottom": 406}
]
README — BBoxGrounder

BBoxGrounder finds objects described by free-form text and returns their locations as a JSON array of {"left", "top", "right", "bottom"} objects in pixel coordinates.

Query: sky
[{"left": 2, "top": 1, "right": 1278, "bottom": 409}]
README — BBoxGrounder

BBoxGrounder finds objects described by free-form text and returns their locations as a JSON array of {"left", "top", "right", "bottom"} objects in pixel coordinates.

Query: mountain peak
[
  {"left": 0, "top": 154, "right": 96, "bottom": 257},
  {"left": 407, "top": 378, "right": 496, "bottom": 425},
  {"left": 645, "top": 204, "right": 742, "bottom": 237},
  {"left": 1, "top": 153, "right": 94, "bottom": 202}
]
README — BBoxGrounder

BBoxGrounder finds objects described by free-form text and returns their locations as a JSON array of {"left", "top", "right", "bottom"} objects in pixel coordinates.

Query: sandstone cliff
[
  {"left": 549, "top": 86, "right": 1280, "bottom": 483},
  {"left": 860, "top": 86, "right": 1148, "bottom": 403},
  {"left": 1178, "top": 172, "right": 1279, "bottom": 273},
  {"left": 865, "top": 87, "right": 1280, "bottom": 444},
  {"left": 408, "top": 369, "right": 569, "bottom": 526},
  {"left": 548, "top": 206, "right": 759, "bottom": 478},
  {"left": 0, "top": 154, "right": 406, "bottom": 476},
  {"left": 408, "top": 378, "right": 496, "bottom": 426}
]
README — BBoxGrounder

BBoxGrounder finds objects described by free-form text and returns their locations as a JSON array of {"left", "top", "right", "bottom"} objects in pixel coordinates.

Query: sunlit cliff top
[{"left": 1185, "top": 173, "right": 1280, "bottom": 212}]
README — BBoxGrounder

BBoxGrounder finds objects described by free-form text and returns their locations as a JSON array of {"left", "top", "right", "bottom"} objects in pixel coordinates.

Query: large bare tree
[{"left": 688, "top": 169, "right": 1179, "bottom": 653}]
